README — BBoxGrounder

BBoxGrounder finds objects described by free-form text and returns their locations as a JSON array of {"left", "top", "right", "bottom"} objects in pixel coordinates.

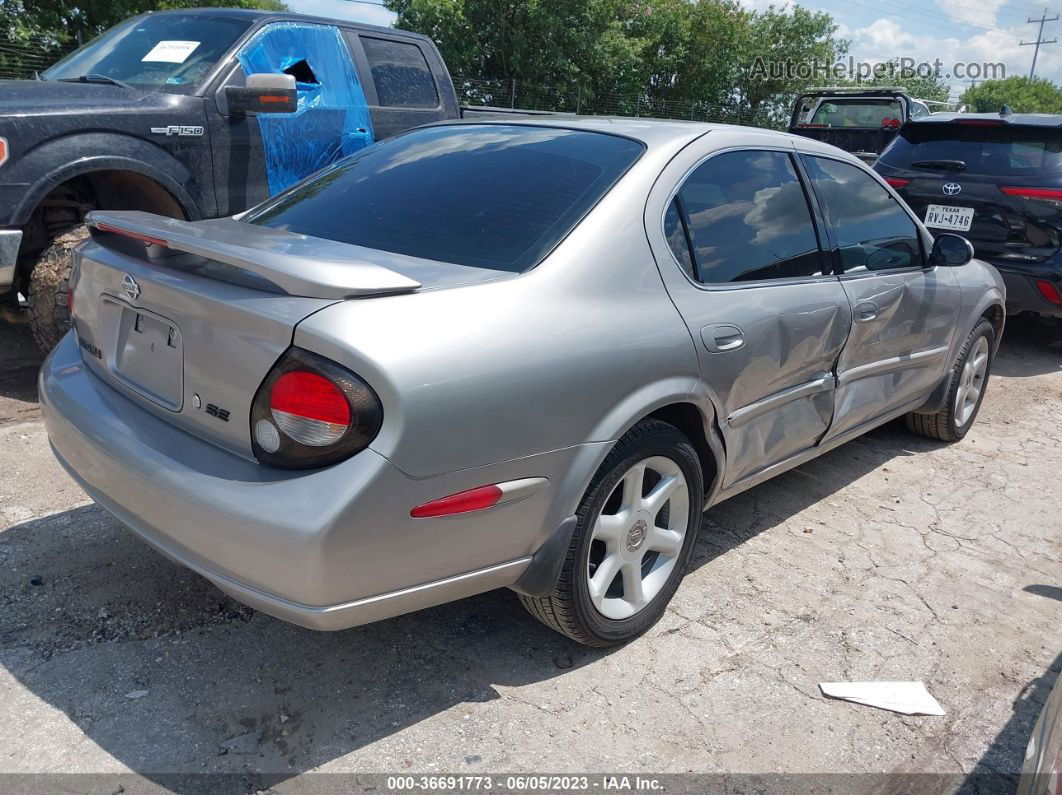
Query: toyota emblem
[
  {"left": 942, "top": 182, "right": 962, "bottom": 196},
  {"left": 122, "top": 273, "right": 141, "bottom": 301}
]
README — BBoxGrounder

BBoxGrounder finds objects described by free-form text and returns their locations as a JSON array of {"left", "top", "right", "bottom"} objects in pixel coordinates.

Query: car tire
[
  {"left": 519, "top": 419, "right": 704, "bottom": 647},
  {"left": 27, "top": 226, "right": 89, "bottom": 354},
  {"left": 906, "top": 317, "right": 996, "bottom": 442}
]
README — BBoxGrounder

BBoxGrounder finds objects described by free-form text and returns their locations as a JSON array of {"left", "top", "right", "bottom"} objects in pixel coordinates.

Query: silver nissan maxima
[{"left": 41, "top": 119, "right": 1005, "bottom": 646}]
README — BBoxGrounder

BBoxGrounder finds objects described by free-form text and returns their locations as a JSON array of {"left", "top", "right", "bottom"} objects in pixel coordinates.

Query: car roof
[
  {"left": 909, "top": 112, "right": 1062, "bottom": 127},
  {"left": 443, "top": 116, "right": 830, "bottom": 150}
]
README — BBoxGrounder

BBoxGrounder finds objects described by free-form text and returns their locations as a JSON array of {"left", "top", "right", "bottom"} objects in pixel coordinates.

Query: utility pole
[{"left": 1020, "top": 8, "right": 1058, "bottom": 79}]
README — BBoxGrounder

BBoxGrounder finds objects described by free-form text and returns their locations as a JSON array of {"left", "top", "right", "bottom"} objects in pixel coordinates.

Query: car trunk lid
[{"left": 70, "top": 211, "right": 425, "bottom": 459}]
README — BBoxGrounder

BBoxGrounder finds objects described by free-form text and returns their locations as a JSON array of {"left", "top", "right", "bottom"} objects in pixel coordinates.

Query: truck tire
[
  {"left": 519, "top": 419, "right": 703, "bottom": 647},
  {"left": 906, "top": 317, "right": 996, "bottom": 442},
  {"left": 27, "top": 226, "right": 89, "bottom": 353}
]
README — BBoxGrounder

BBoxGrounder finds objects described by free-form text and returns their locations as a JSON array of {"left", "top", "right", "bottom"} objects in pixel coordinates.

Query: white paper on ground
[
  {"left": 819, "top": 681, "right": 945, "bottom": 716},
  {"left": 142, "top": 41, "right": 200, "bottom": 63}
]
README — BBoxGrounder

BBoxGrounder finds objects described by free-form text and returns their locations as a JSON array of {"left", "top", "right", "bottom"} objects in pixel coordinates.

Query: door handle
[
  {"left": 701, "top": 324, "right": 745, "bottom": 353},
  {"left": 854, "top": 300, "right": 879, "bottom": 323}
]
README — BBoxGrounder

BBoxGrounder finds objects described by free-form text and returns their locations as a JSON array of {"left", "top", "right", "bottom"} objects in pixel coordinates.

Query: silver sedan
[{"left": 40, "top": 119, "right": 1006, "bottom": 646}]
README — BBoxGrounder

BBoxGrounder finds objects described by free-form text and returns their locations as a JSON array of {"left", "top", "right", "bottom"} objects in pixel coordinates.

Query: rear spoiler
[{"left": 85, "top": 211, "right": 421, "bottom": 300}]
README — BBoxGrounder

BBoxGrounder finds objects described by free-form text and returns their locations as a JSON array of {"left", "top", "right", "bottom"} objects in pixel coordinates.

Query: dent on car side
[{"left": 40, "top": 119, "right": 1005, "bottom": 634}]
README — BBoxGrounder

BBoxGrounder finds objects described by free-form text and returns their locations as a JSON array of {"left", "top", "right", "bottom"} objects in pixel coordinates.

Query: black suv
[{"left": 875, "top": 112, "right": 1062, "bottom": 318}]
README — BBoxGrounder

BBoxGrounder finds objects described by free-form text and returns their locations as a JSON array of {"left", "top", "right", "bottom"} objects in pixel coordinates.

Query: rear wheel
[
  {"left": 906, "top": 318, "right": 995, "bottom": 442},
  {"left": 519, "top": 419, "right": 703, "bottom": 646},
  {"left": 27, "top": 226, "right": 89, "bottom": 353}
]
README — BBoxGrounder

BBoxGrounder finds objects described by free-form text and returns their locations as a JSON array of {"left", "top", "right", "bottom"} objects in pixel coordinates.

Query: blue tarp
[{"left": 236, "top": 22, "right": 374, "bottom": 194}]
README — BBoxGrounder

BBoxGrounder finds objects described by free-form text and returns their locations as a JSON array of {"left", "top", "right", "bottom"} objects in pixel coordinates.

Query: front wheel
[
  {"left": 519, "top": 419, "right": 703, "bottom": 647},
  {"left": 906, "top": 317, "right": 996, "bottom": 442}
]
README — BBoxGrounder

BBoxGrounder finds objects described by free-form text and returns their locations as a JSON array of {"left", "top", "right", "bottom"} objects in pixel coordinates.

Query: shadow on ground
[
  {"left": 0, "top": 310, "right": 1057, "bottom": 788},
  {"left": 0, "top": 322, "right": 44, "bottom": 424},
  {"left": 967, "top": 646, "right": 1061, "bottom": 791},
  {"left": 990, "top": 315, "right": 1062, "bottom": 378},
  {"left": 0, "top": 415, "right": 948, "bottom": 788}
]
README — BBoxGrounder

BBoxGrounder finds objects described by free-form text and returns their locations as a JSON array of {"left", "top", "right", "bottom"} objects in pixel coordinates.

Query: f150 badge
[{"left": 150, "top": 125, "right": 204, "bottom": 137}]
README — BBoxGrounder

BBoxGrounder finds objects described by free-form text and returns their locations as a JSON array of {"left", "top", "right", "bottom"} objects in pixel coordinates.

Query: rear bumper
[
  {"left": 39, "top": 333, "right": 573, "bottom": 630},
  {"left": 993, "top": 264, "right": 1062, "bottom": 318},
  {"left": 0, "top": 228, "right": 21, "bottom": 291}
]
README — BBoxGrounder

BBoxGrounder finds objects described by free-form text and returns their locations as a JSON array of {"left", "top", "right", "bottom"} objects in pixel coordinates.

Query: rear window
[
  {"left": 246, "top": 124, "right": 644, "bottom": 273},
  {"left": 809, "top": 99, "right": 902, "bottom": 128},
  {"left": 879, "top": 123, "right": 1062, "bottom": 176}
]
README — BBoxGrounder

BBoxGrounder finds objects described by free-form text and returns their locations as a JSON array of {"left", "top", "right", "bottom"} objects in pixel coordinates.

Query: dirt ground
[{"left": 0, "top": 318, "right": 1059, "bottom": 792}]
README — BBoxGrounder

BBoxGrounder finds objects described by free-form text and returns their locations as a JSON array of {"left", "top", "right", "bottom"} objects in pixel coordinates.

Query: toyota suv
[{"left": 875, "top": 111, "right": 1062, "bottom": 318}]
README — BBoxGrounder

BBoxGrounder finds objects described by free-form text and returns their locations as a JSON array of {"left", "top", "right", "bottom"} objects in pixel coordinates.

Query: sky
[{"left": 286, "top": 0, "right": 1062, "bottom": 100}]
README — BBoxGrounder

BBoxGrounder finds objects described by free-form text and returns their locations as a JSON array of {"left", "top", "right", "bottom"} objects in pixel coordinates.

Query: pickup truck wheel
[
  {"left": 906, "top": 318, "right": 995, "bottom": 442},
  {"left": 519, "top": 419, "right": 703, "bottom": 647},
  {"left": 27, "top": 226, "right": 89, "bottom": 353}
]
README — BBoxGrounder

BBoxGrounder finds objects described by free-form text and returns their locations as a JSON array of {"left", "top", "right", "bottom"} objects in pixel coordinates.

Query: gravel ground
[{"left": 0, "top": 318, "right": 1059, "bottom": 792}]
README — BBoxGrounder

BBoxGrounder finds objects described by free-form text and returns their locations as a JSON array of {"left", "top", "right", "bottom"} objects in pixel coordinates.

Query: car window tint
[
  {"left": 361, "top": 37, "right": 439, "bottom": 108},
  {"left": 246, "top": 124, "right": 644, "bottom": 272},
  {"left": 802, "top": 155, "right": 924, "bottom": 273},
  {"left": 675, "top": 150, "right": 823, "bottom": 283},
  {"left": 664, "top": 199, "right": 696, "bottom": 279}
]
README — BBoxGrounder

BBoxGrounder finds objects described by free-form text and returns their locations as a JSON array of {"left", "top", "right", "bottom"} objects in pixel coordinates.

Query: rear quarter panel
[{"left": 293, "top": 157, "right": 706, "bottom": 528}]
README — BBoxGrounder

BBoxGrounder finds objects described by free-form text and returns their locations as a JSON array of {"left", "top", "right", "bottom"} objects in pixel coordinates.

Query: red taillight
[
  {"left": 0, "top": 137, "right": 8, "bottom": 167},
  {"left": 269, "top": 370, "right": 351, "bottom": 447},
  {"left": 884, "top": 177, "right": 911, "bottom": 189},
  {"left": 1035, "top": 279, "right": 1062, "bottom": 306},
  {"left": 94, "top": 222, "right": 168, "bottom": 248},
  {"left": 250, "top": 348, "right": 383, "bottom": 469},
  {"left": 881, "top": 116, "right": 900, "bottom": 129},
  {"left": 1000, "top": 186, "right": 1062, "bottom": 200},
  {"left": 956, "top": 119, "right": 1005, "bottom": 127},
  {"left": 411, "top": 485, "right": 504, "bottom": 518}
]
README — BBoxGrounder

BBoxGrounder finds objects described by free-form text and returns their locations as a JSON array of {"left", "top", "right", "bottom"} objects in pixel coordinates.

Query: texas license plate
[{"left": 925, "top": 204, "right": 974, "bottom": 232}]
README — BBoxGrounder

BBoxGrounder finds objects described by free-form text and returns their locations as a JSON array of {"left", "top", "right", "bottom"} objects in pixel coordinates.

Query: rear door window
[
  {"left": 666, "top": 149, "right": 824, "bottom": 283},
  {"left": 247, "top": 124, "right": 644, "bottom": 272},
  {"left": 879, "top": 123, "right": 1062, "bottom": 176},
  {"left": 802, "top": 155, "right": 924, "bottom": 273},
  {"left": 360, "top": 36, "right": 439, "bottom": 108}
]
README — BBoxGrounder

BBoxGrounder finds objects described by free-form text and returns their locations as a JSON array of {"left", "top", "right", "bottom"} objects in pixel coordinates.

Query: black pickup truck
[
  {"left": 0, "top": 8, "right": 537, "bottom": 350},
  {"left": 789, "top": 87, "right": 933, "bottom": 164}
]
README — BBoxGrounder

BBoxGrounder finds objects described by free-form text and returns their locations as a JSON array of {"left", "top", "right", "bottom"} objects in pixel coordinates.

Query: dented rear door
[{"left": 647, "top": 142, "right": 852, "bottom": 490}]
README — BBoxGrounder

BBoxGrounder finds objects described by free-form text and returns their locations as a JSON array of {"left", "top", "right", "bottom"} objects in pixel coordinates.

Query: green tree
[
  {"left": 385, "top": 0, "right": 848, "bottom": 124},
  {"left": 960, "top": 76, "right": 1062, "bottom": 113},
  {"left": 2, "top": 0, "right": 286, "bottom": 43},
  {"left": 739, "top": 5, "right": 848, "bottom": 126}
]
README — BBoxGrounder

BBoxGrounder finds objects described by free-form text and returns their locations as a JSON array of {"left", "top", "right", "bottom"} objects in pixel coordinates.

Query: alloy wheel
[
  {"left": 586, "top": 455, "right": 691, "bottom": 620},
  {"left": 955, "top": 335, "right": 990, "bottom": 427}
]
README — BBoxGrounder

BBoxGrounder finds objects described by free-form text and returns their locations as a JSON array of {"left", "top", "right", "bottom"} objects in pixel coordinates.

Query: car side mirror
[
  {"left": 224, "top": 73, "right": 297, "bottom": 115},
  {"left": 930, "top": 233, "right": 974, "bottom": 267}
]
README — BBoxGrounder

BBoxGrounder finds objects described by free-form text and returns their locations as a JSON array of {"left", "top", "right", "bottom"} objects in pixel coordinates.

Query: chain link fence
[{"left": 453, "top": 75, "right": 781, "bottom": 128}]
